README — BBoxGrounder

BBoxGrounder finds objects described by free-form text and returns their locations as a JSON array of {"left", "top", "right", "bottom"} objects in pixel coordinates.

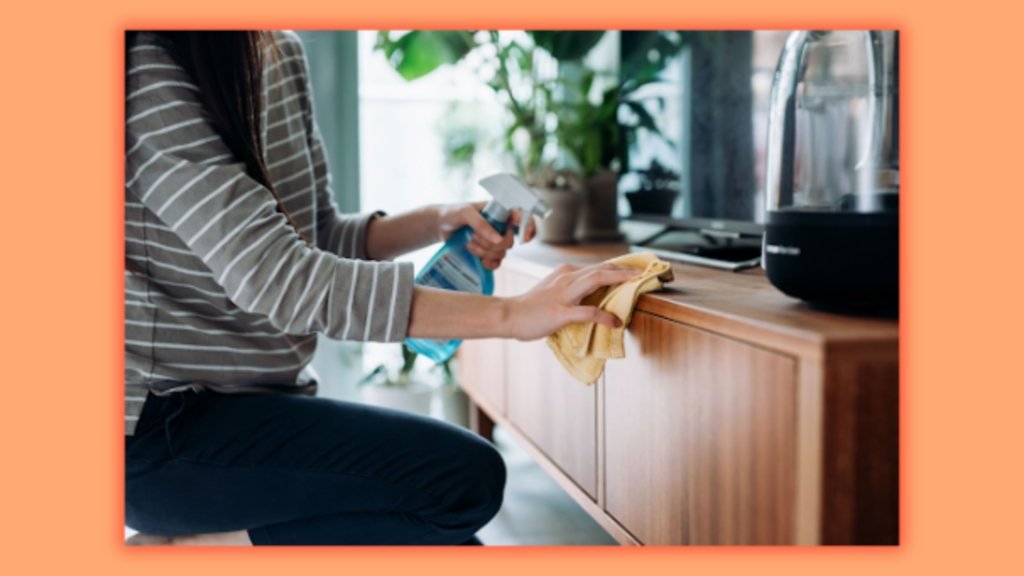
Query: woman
[{"left": 124, "top": 30, "right": 636, "bottom": 546}]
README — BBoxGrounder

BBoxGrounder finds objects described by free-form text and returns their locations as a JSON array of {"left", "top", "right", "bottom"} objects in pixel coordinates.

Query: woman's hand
[
  {"left": 504, "top": 262, "right": 642, "bottom": 341},
  {"left": 365, "top": 201, "right": 537, "bottom": 264},
  {"left": 437, "top": 202, "right": 537, "bottom": 271}
]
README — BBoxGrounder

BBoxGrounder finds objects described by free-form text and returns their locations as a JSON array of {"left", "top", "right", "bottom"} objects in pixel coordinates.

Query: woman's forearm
[
  {"left": 406, "top": 286, "right": 512, "bottom": 340},
  {"left": 405, "top": 262, "right": 640, "bottom": 343},
  {"left": 365, "top": 206, "right": 440, "bottom": 261}
]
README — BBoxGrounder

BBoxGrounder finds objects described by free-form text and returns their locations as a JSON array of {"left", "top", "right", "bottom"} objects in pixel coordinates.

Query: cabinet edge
[{"left": 468, "top": 389, "right": 642, "bottom": 546}]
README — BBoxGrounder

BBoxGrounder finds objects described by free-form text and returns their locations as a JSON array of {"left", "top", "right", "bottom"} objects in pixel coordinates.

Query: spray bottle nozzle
[{"left": 479, "top": 173, "right": 551, "bottom": 242}]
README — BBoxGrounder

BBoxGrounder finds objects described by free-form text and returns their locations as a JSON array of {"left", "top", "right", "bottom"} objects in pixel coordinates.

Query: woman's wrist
[
  {"left": 495, "top": 296, "right": 516, "bottom": 340},
  {"left": 365, "top": 205, "right": 444, "bottom": 261},
  {"left": 423, "top": 204, "right": 443, "bottom": 244}
]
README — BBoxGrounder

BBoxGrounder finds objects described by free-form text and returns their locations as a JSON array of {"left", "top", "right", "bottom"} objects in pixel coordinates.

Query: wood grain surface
[
  {"left": 456, "top": 271, "right": 510, "bottom": 415},
  {"left": 468, "top": 388, "right": 641, "bottom": 546},
  {"left": 455, "top": 243, "right": 899, "bottom": 546},
  {"left": 820, "top": 345, "right": 900, "bottom": 545},
  {"left": 458, "top": 338, "right": 507, "bottom": 416},
  {"left": 604, "top": 311, "right": 797, "bottom": 545},
  {"left": 502, "top": 242, "right": 898, "bottom": 361},
  {"left": 504, "top": 270, "right": 598, "bottom": 499}
]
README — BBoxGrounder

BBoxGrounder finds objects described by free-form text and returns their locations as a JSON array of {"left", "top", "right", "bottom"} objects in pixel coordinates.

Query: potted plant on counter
[
  {"left": 374, "top": 30, "right": 606, "bottom": 244},
  {"left": 359, "top": 344, "right": 435, "bottom": 416},
  {"left": 625, "top": 160, "right": 682, "bottom": 216},
  {"left": 527, "top": 165, "right": 584, "bottom": 245},
  {"left": 544, "top": 31, "right": 689, "bottom": 237},
  {"left": 553, "top": 68, "right": 623, "bottom": 242}
]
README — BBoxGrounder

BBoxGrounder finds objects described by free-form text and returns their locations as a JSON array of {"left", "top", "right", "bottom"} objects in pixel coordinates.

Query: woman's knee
[
  {"left": 469, "top": 434, "right": 507, "bottom": 511},
  {"left": 441, "top": 429, "right": 506, "bottom": 527}
]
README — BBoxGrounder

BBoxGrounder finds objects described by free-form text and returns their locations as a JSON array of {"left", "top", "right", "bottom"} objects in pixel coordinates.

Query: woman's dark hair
[{"left": 126, "top": 31, "right": 310, "bottom": 246}]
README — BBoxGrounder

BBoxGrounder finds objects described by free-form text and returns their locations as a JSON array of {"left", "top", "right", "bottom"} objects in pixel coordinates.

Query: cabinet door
[
  {"left": 456, "top": 273, "right": 508, "bottom": 415},
  {"left": 505, "top": 270, "right": 598, "bottom": 499},
  {"left": 457, "top": 339, "right": 506, "bottom": 415},
  {"left": 604, "top": 311, "right": 797, "bottom": 545}
]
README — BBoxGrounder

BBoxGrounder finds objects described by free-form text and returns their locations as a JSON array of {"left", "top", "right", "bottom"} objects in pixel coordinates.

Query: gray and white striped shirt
[{"left": 124, "top": 31, "right": 413, "bottom": 435}]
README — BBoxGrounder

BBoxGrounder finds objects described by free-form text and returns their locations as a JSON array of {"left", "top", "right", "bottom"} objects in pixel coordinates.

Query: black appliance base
[{"left": 764, "top": 211, "right": 899, "bottom": 310}]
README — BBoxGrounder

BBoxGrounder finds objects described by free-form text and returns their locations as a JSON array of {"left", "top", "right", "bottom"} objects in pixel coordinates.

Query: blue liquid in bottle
[{"left": 405, "top": 215, "right": 508, "bottom": 363}]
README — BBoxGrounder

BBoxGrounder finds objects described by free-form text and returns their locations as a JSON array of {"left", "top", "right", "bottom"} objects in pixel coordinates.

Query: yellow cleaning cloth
[{"left": 546, "top": 252, "right": 674, "bottom": 384}]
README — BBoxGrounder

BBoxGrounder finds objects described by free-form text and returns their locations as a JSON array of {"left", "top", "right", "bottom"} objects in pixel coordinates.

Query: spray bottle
[{"left": 406, "top": 173, "right": 551, "bottom": 362}]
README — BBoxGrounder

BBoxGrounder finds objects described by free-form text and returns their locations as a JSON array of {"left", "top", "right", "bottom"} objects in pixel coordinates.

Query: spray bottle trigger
[{"left": 514, "top": 206, "right": 536, "bottom": 243}]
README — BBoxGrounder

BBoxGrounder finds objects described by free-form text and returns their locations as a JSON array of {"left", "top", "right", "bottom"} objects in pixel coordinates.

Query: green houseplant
[
  {"left": 549, "top": 31, "right": 688, "bottom": 234},
  {"left": 617, "top": 31, "right": 766, "bottom": 219},
  {"left": 614, "top": 31, "right": 687, "bottom": 218},
  {"left": 374, "top": 31, "right": 688, "bottom": 238},
  {"left": 552, "top": 68, "right": 623, "bottom": 241},
  {"left": 374, "top": 30, "right": 605, "bottom": 244},
  {"left": 375, "top": 31, "right": 603, "bottom": 180}
]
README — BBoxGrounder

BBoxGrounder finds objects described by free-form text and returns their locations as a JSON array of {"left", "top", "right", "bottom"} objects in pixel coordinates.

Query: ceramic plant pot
[
  {"left": 439, "top": 386, "right": 470, "bottom": 428},
  {"left": 535, "top": 187, "right": 584, "bottom": 245},
  {"left": 361, "top": 382, "right": 435, "bottom": 416},
  {"left": 626, "top": 190, "right": 679, "bottom": 216},
  {"left": 578, "top": 169, "right": 625, "bottom": 242}
]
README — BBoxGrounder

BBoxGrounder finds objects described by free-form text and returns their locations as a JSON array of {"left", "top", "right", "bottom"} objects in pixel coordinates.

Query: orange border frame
[{"left": 4, "top": 0, "right": 1023, "bottom": 574}]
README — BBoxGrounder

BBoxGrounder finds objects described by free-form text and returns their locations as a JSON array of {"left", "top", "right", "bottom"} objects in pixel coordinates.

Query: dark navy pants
[{"left": 125, "top": 389, "right": 505, "bottom": 545}]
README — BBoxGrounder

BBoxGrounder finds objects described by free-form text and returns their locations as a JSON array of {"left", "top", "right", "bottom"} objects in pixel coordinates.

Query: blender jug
[{"left": 763, "top": 30, "right": 899, "bottom": 311}]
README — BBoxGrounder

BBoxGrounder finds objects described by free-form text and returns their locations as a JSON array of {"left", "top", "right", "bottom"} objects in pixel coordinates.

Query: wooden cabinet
[
  {"left": 458, "top": 338, "right": 506, "bottom": 416},
  {"left": 459, "top": 243, "right": 898, "bottom": 546},
  {"left": 603, "top": 311, "right": 797, "bottom": 545},
  {"left": 457, "top": 273, "right": 509, "bottom": 416},
  {"left": 505, "top": 270, "right": 598, "bottom": 499}
]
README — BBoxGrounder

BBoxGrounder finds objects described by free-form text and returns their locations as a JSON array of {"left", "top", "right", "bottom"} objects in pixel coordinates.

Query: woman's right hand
[{"left": 504, "top": 262, "right": 643, "bottom": 342}]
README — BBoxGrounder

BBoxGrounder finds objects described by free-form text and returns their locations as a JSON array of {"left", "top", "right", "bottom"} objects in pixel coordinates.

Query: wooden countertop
[{"left": 503, "top": 242, "right": 899, "bottom": 361}]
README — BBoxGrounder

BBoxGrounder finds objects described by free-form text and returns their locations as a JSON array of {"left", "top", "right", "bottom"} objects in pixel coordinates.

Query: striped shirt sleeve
[
  {"left": 125, "top": 44, "right": 414, "bottom": 342},
  {"left": 292, "top": 40, "right": 375, "bottom": 262},
  {"left": 308, "top": 122, "right": 374, "bottom": 260}
]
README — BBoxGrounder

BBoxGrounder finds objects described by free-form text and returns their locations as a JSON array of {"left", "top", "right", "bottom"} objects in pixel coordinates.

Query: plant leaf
[
  {"left": 620, "top": 31, "right": 687, "bottom": 90},
  {"left": 358, "top": 364, "right": 387, "bottom": 386},
  {"left": 622, "top": 101, "right": 661, "bottom": 135},
  {"left": 527, "top": 31, "right": 605, "bottom": 61},
  {"left": 380, "top": 31, "right": 476, "bottom": 81},
  {"left": 401, "top": 344, "right": 418, "bottom": 374}
]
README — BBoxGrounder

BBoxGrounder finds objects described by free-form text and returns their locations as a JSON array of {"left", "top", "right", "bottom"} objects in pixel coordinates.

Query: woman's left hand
[{"left": 436, "top": 202, "right": 537, "bottom": 271}]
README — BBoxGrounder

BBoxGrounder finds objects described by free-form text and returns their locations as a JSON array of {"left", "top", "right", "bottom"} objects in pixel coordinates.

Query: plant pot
[
  {"left": 439, "top": 386, "right": 470, "bottom": 428},
  {"left": 361, "top": 382, "right": 435, "bottom": 416},
  {"left": 626, "top": 190, "right": 679, "bottom": 216},
  {"left": 535, "top": 187, "right": 584, "bottom": 245},
  {"left": 578, "top": 169, "right": 625, "bottom": 242}
]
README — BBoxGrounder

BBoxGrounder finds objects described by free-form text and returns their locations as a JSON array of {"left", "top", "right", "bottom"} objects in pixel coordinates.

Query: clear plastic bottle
[
  {"left": 404, "top": 211, "right": 507, "bottom": 362},
  {"left": 405, "top": 174, "right": 550, "bottom": 363}
]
